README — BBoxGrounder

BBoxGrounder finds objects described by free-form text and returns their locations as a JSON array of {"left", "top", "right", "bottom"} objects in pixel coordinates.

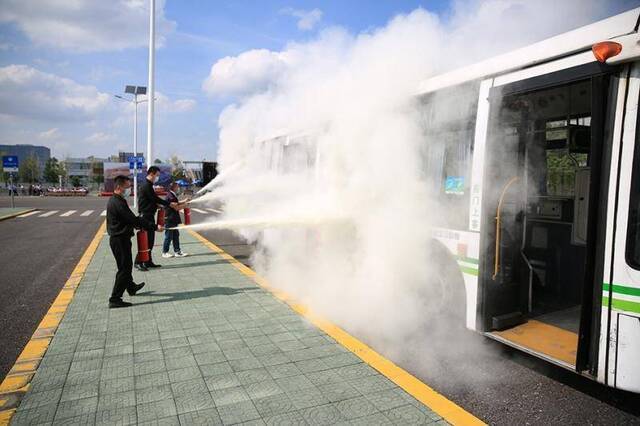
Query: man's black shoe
[
  {"left": 109, "top": 300, "right": 133, "bottom": 309},
  {"left": 127, "top": 282, "right": 146, "bottom": 296},
  {"left": 135, "top": 263, "right": 149, "bottom": 272},
  {"left": 146, "top": 262, "right": 162, "bottom": 268}
]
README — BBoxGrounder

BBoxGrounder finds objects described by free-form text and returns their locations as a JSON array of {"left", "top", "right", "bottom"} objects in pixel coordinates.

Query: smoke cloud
[{"left": 200, "top": 0, "right": 629, "bottom": 373}]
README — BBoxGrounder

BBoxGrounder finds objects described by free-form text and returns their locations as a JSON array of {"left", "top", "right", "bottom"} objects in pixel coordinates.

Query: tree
[
  {"left": 19, "top": 155, "right": 40, "bottom": 183},
  {"left": 71, "top": 176, "right": 81, "bottom": 187},
  {"left": 154, "top": 158, "right": 162, "bottom": 164},
  {"left": 43, "top": 157, "right": 62, "bottom": 183},
  {"left": 168, "top": 154, "right": 185, "bottom": 180}
]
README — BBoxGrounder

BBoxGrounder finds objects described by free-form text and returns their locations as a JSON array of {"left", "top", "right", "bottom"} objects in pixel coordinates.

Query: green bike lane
[{"left": 2, "top": 228, "right": 480, "bottom": 425}]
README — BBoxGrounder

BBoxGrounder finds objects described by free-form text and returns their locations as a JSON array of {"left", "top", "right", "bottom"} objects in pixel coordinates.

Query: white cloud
[
  {"left": 86, "top": 132, "right": 116, "bottom": 146},
  {"left": 171, "top": 98, "right": 197, "bottom": 112},
  {"left": 0, "top": 65, "right": 111, "bottom": 121},
  {"left": 39, "top": 127, "right": 59, "bottom": 140},
  {"left": 0, "top": 0, "right": 176, "bottom": 52},
  {"left": 281, "top": 7, "right": 323, "bottom": 31},
  {"left": 202, "top": 49, "right": 292, "bottom": 97}
]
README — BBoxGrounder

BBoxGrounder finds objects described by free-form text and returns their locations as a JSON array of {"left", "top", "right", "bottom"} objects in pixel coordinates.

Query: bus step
[{"left": 492, "top": 311, "right": 525, "bottom": 330}]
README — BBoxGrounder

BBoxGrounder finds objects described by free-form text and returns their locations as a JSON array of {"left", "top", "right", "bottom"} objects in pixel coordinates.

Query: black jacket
[
  {"left": 164, "top": 191, "right": 182, "bottom": 227},
  {"left": 138, "top": 179, "right": 170, "bottom": 216},
  {"left": 107, "top": 194, "right": 156, "bottom": 238}
]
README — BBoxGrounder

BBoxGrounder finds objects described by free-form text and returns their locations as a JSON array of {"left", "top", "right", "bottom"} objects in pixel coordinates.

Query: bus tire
[{"left": 423, "top": 239, "right": 467, "bottom": 330}]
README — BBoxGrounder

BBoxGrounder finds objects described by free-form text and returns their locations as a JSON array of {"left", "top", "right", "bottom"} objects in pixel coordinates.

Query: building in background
[
  {"left": 62, "top": 156, "right": 107, "bottom": 186},
  {"left": 0, "top": 144, "right": 51, "bottom": 178}
]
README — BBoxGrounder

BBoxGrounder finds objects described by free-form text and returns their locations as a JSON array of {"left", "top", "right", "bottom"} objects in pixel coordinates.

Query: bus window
[
  {"left": 418, "top": 83, "right": 478, "bottom": 229},
  {"left": 626, "top": 105, "right": 640, "bottom": 269}
]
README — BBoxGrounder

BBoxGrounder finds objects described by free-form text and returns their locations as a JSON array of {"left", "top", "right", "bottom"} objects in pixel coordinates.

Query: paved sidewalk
[
  {"left": 0, "top": 208, "right": 34, "bottom": 221},
  {"left": 10, "top": 231, "right": 448, "bottom": 425}
]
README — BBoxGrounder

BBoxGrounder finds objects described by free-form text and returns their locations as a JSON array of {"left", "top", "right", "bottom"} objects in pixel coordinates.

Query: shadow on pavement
[{"left": 133, "top": 286, "right": 259, "bottom": 305}]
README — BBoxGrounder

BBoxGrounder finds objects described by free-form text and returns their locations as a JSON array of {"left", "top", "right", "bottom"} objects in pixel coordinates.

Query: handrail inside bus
[{"left": 493, "top": 176, "right": 521, "bottom": 281}]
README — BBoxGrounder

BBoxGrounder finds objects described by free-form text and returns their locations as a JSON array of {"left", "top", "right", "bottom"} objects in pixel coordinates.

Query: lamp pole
[
  {"left": 147, "top": 0, "right": 156, "bottom": 166},
  {"left": 116, "top": 86, "right": 148, "bottom": 208}
]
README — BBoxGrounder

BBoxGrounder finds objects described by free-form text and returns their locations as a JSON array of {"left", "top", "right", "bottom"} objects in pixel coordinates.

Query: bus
[{"left": 243, "top": 8, "right": 640, "bottom": 393}]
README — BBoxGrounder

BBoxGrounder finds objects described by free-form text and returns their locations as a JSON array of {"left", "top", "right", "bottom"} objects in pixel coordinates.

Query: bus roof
[{"left": 417, "top": 8, "right": 640, "bottom": 95}]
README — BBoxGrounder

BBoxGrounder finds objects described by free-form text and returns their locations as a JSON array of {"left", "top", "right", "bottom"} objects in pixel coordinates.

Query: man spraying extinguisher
[{"left": 106, "top": 175, "right": 163, "bottom": 308}]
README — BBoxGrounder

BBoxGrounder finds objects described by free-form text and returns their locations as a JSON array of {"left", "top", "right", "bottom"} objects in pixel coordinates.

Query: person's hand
[
  {"left": 170, "top": 202, "right": 179, "bottom": 210},
  {"left": 157, "top": 225, "right": 164, "bottom": 232}
]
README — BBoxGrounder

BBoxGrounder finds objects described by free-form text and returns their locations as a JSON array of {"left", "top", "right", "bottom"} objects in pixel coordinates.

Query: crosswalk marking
[
  {"left": 100, "top": 210, "right": 107, "bottom": 216},
  {"left": 192, "top": 208, "right": 208, "bottom": 214},
  {"left": 39, "top": 210, "right": 59, "bottom": 217},
  {"left": 207, "top": 208, "right": 223, "bottom": 214},
  {"left": 60, "top": 210, "right": 77, "bottom": 217},
  {"left": 80, "top": 210, "right": 94, "bottom": 216},
  {"left": 17, "top": 210, "right": 39, "bottom": 218}
]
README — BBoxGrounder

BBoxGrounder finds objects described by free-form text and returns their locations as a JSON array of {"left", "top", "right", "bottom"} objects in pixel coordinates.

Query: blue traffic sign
[
  {"left": 128, "top": 156, "right": 144, "bottom": 170},
  {"left": 2, "top": 155, "right": 18, "bottom": 172}
]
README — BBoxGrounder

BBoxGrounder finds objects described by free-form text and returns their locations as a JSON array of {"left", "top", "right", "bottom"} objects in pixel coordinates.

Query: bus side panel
[
  {"left": 598, "top": 67, "right": 630, "bottom": 386},
  {"left": 433, "top": 229, "right": 480, "bottom": 330},
  {"left": 604, "top": 63, "right": 640, "bottom": 393}
]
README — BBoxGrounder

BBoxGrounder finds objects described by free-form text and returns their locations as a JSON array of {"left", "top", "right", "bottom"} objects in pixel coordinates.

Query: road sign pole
[{"left": 9, "top": 172, "right": 14, "bottom": 208}]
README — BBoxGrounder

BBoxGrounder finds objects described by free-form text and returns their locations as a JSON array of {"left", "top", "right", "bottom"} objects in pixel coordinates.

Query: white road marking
[
  {"left": 80, "top": 210, "right": 94, "bottom": 216},
  {"left": 17, "top": 210, "right": 39, "bottom": 218},
  {"left": 100, "top": 210, "right": 107, "bottom": 216},
  {"left": 60, "top": 210, "right": 77, "bottom": 217},
  {"left": 192, "top": 208, "right": 208, "bottom": 214},
  {"left": 39, "top": 210, "right": 59, "bottom": 217},
  {"left": 207, "top": 208, "right": 223, "bottom": 214}
]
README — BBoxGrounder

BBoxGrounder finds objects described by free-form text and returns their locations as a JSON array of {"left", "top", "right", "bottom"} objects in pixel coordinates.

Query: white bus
[{"left": 251, "top": 8, "right": 640, "bottom": 393}]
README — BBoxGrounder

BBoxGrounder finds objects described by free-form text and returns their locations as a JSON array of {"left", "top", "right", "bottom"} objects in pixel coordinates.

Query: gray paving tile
[
  {"left": 95, "top": 405, "right": 137, "bottom": 425},
  {"left": 136, "top": 399, "right": 178, "bottom": 423},
  {"left": 245, "top": 379, "right": 285, "bottom": 400},
  {"left": 302, "top": 404, "right": 348, "bottom": 425},
  {"left": 210, "top": 385, "right": 252, "bottom": 407},
  {"left": 253, "top": 393, "right": 297, "bottom": 418},
  {"left": 168, "top": 366, "right": 202, "bottom": 383},
  {"left": 54, "top": 396, "right": 98, "bottom": 421},
  {"left": 205, "top": 372, "right": 241, "bottom": 391},
  {"left": 178, "top": 407, "right": 223, "bottom": 425},
  {"left": 18, "top": 387, "right": 63, "bottom": 410},
  {"left": 199, "top": 361, "right": 233, "bottom": 377},
  {"left": 60, "top": 382, "right": 99, "bottom": 402},
  {"left": 349, "top": 412, "right": 393, "bottom": 425},
  {"left": 263, "top": 411, "right": 307, "bottom": 426},
  {"left": 136, "top": 371, "right": 171, "bottom": 390},
  {"left": 318, "top": 381, "right": 362, "bottom": 403},
  {"left": 97, "top": 390, "right": 136, "bottom": 411},
  {"left": 335, "top": 396, "right": 379, "bottom": 420},
  {"left": 288, "top": 388, "right": 330, "bottom": 410},
  {"left": 136, "top": 384, "right": 173, "bottom": 404},
  {"left": 11, "top": 403, "right": 58, "bottom": 425},
  {"left": 216, "top": 400, "right": 261, "bottom": 425}
]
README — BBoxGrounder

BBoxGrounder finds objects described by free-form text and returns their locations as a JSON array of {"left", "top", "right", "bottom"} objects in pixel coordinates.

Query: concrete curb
[{"left": 0, "top": 208, "right": 35, "bottom": 222}]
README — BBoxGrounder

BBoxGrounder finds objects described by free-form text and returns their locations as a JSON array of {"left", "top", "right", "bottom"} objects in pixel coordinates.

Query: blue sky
[{"left": 0, "top": 0, "right": 635, "bottom": 162}]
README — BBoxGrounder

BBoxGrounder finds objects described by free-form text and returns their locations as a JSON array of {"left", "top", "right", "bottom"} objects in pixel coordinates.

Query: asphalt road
[
  {"left": 0, "top": 196, "right": 106, "bottom": 381},
  {"left": 195, "top": 215, "right": 640, "bottom": 425}
]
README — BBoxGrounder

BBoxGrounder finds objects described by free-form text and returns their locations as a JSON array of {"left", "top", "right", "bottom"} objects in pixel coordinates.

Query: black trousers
[
  {"left": 135, "top": 213, "right": 156, "bottom": 265},
  {"left": 109, "top": 236, "right": 135, "bottom": 301}
]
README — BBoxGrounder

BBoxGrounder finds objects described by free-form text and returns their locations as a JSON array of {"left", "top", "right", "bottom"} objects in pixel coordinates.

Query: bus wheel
[{"left": 423, "top": 239, "right": 466, "bottom": 330}]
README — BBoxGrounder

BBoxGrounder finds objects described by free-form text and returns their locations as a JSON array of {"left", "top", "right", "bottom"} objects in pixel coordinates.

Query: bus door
[{"left": 480, "top": 64, "right": 614, "bottom": 369}]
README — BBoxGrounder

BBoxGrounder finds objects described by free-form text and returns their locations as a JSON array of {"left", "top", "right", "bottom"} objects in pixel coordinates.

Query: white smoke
[{"left": 200, "top": 0, "right": 627, "bottom": 364}]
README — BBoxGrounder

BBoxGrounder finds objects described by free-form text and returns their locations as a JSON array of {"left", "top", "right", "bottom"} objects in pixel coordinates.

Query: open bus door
[{"left": 479, "top": 63, "right": 615, "bottom": 371}]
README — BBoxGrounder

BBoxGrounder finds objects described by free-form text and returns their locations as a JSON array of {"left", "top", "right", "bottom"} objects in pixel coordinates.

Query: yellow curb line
[
  {"left": 0, "top": 208, "right": 35, "bottom": 222},
  {"left": 189, "top": 230, "right": 485, "bottom": 426},
  {"left": 0, "top": 220, "right": 106, "bottom": 425}
]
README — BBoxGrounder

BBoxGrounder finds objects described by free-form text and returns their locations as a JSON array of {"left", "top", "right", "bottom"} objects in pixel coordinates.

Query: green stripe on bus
[
  {"left": 459, "top": 266, "right": 479, "bottom": 276},
  {"left": 456, "top": 256, "right": 479, "bottom": 265},
  {"left": 603, "top": 283, "right": 640, "bottom": 297},
  {"left": 602, "top": 296, "right": 640, "bottom": 314}
]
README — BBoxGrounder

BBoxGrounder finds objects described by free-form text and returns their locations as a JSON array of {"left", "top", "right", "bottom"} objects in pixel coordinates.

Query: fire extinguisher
[
  {"left": 136, "top": 230, "right": 150, "bottom": 263},
  {"left": 157, "top": 208, "right": 165, "bottom": 227},
  {"left": 184, "top": 207, "right": 191, "bottom": 225}
]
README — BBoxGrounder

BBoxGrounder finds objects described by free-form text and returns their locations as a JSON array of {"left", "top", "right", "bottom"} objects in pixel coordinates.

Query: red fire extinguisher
[
  {"left": 136, "top": 230, "right": 150, "bottom": 263},
  {"left": 157, "top": 208, "right": 165, "bottom": 227},
  {"left": 183, "top": 208, "right": 191, "bottom": 225}
]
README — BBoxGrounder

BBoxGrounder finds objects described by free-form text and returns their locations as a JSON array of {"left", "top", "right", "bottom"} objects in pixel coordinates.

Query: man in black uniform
[
  {"left": 135, "top": 166, "right": 178, "bottom": 271},
  {"left": 107, "top": 175, "right": 161, "bottom": 308}
]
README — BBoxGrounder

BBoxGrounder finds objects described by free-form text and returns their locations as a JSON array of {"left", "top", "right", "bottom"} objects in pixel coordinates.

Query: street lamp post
[
  {"left": 116, "top": 85, "right": 147, "bottom": 209},
  {"left": 147, "top": 0, "right": 156, "bottom": 167}
]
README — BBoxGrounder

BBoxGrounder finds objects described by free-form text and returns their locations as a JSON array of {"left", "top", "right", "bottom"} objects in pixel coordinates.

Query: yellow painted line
[
  {"left": 0, "top": 220, "right": 106, "bottom": 425},
  {"left": 189, "top": 230, "right": 484, "bottom": 426}
]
